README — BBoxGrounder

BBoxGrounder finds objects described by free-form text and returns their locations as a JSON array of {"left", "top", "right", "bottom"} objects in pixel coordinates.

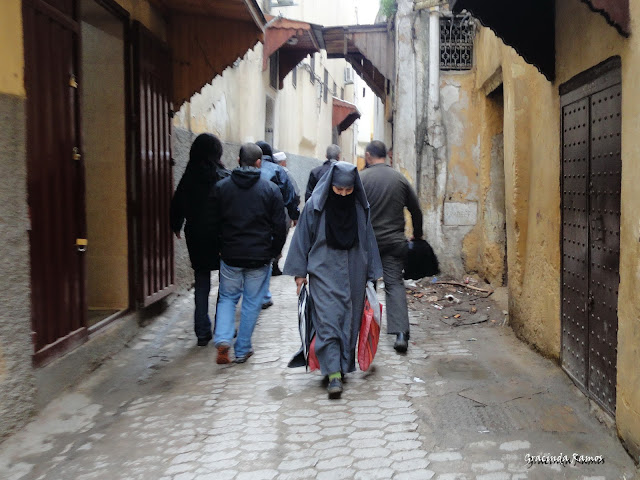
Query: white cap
[{"left": 273, "top": 151, "right": 287, "bottom": 163}]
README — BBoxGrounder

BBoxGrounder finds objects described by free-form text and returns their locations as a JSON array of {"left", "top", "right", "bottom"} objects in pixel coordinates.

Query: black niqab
[{"left": 325, "top": 190, "right": 358, "bottom": 250}]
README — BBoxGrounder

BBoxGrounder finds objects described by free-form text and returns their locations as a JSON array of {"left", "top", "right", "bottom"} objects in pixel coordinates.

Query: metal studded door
[{"left": 560, "top": 58, "right": 621, "bottom": 416}]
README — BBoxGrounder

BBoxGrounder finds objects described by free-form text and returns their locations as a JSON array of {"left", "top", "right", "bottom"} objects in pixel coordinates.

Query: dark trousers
[
  {"left": 380, "top": 242, "right": 409, "bottom": 335},
  {"left": 194, "top": 269, "right": 212, "bottom": 340}
]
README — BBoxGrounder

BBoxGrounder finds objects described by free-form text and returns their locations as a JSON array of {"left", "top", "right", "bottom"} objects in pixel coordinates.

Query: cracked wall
[{"left": 394, "top": 1, "right": 507, "bottom": 282}]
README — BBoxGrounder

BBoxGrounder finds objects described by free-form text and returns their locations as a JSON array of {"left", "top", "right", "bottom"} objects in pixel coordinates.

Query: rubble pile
[{"left": 405, "top": 275, "right": 508, "bottom": 327}]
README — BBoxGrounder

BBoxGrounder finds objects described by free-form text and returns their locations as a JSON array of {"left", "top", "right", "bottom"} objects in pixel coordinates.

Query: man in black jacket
[
  {"left": 212, "top": 143, "right": 286, "bottom": 364},
  {"left": 304, "top": 144, "right": 340, "bottom": 201}
]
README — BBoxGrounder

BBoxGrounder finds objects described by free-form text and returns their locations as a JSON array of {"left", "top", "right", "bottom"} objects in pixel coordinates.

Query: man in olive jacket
[{"left": 360, "top": 141, "right": 423, "bottom": 353}]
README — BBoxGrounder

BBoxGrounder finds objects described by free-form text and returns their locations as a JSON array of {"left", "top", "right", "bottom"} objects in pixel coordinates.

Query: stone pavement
[{"left": 0, "top": 252, "right": 638, "bottom": 479}]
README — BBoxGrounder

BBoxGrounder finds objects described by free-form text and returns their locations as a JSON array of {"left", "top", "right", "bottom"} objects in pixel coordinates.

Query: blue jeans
[
  {"left": 194, "top": 269, "right": 212, "bottom": 340},
  {"left": 214, "top": 260, "right": 270, "bottom": 357},
  {"left": 263, "top": 261, "right": 273, "bottom": 304}
]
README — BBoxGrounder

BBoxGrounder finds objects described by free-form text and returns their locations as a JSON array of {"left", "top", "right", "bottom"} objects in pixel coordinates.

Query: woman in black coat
[{"left": 170, "top": 133, "right": 230, "bottom": 346}]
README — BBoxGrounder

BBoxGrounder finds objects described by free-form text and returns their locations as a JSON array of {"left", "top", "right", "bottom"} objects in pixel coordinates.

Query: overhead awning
[
  {"left": 580, "top": 0, "right": 629, "bottom": 36},
  {"left": 148, "top": 0, "right": 266, "bottom": 107},
  {"left": 322, "top": 24, "right": 394, "bottom": 100},
  {"left": 449, "top": 0, "right": 630, "bottom": 81},
  {"left": 262, "top": 16, "right": 325, "bottom": 89},
  {"left": 449, "top": 0, "right": 555, "bottom": 80},
  {"left": 332, "top": 97, "right": 361, "bottom": 134}
]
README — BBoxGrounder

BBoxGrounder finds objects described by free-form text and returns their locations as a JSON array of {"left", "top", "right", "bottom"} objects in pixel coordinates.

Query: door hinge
[
  {"left": 72, "top": 147, "right": 81, "bottom": 161},
  {"left": 69, "top": 74, "right": 78, "bottom": 89}
]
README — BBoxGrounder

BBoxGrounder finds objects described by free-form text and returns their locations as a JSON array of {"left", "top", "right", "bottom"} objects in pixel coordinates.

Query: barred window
[{"left": 440, "top": 15, "right": 474, "bottom": 71}]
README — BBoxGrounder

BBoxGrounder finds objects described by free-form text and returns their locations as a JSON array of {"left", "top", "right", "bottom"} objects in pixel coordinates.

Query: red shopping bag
[
  {"left": 358, "top": 282, "right": 382, "bottom": 371},
  {"left": 308, "top": 336, "right": 321, "bottom": 372}
]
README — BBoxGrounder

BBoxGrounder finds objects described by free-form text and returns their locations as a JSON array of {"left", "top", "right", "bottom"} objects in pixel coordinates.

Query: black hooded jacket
[
  {"left": 170, "top": 163, "right": 230, "bottom": 271},
  {"left": 212, "top": 166, "right": 287, "bottom": 268}
]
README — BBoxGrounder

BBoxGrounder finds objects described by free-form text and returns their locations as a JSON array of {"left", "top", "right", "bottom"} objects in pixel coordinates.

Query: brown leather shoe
[{"left": 216, "top": 344, "right": 230, "bottom": 364}]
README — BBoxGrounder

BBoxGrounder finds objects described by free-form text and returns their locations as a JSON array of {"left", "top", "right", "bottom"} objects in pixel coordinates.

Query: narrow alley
[{"left": 0, "top": 238, "right": 636, "bottom": 480}]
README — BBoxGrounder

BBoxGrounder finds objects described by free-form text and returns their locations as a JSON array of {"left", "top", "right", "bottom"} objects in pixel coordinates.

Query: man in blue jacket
[
  {"left": 256, "top": 141, "right": 300, "bottom": 309},
  {"left": 212, "top": 143, "right": 286, "bottom": 364}
]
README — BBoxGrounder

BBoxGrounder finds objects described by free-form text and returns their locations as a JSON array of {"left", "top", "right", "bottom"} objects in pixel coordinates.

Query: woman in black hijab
[
  {"left": 284, "top": 161, "right": 382, "bottom": 399},
  {"left": 170, "top": 133, "right": 230, "bottom": 346}
]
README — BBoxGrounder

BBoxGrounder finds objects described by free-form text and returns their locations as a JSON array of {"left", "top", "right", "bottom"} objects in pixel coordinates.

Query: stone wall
[{"left": 0, "top": 94, "right": 35, "bottom": 440}]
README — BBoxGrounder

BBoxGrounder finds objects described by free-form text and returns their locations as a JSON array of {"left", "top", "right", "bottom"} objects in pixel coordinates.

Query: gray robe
[{"left": 284, "top": 162, "right": 383, "bottom": 375}]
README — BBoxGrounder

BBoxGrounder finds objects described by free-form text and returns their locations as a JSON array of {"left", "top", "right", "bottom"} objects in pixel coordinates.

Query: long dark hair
[{"left": 186, "top": 133, "right": 224, "bottom": 178}]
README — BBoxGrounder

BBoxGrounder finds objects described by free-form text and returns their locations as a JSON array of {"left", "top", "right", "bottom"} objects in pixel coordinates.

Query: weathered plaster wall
[
  {"left": 395, "top": 2, "right": 464, "bottom": 274},
  {"left": 441, "top": 73, "right": 482, "bottom": 279},
  {"left": 472, "top": 26, "right": 562, "bottom": 356},
  {"left": 0, "top": 94, "right": 34, "bottom": 440},
  {"left": 616, "top": 0, "right": 640, "bottom": 459},
  {"left": 491, "top": 47, "right": 561, "bottom": 358},
  {"left": 393, "top": 0, "right": 418, "bottom": 184},
  {"left": 394, "top": 6, "right": 508, "bottom": 280},
  {"left": 0, "top": 0, "right": 34, "bottom": 441},
  {"left": 457, "top": 76, "right": 507, "bottom": 286}
]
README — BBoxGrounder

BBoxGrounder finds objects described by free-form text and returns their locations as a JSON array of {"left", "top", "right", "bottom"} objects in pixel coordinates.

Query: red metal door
[
  {"left": 132, "top": 22, "right": 175, "bottom": 306},
  {"left": 23, "top": 0, "right": 88, "bottom": 364}
]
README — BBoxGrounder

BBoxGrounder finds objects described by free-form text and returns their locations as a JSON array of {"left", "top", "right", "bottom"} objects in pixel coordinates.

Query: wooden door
[
  {"left": 23, "top": 0, "right": 88, "bottom": 364},
  {"left": 132, "top": 22, "right": 175, "bottom": 306}
]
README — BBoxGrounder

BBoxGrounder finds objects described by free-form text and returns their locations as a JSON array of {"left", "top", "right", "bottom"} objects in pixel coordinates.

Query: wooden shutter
[{"left": 132, "top": 22, "right": 175, "bottom": 306}]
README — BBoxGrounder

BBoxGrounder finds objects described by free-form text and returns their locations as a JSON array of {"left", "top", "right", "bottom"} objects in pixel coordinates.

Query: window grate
[{"left": 440, "top": 15, "right": 474, "bottom": 71}]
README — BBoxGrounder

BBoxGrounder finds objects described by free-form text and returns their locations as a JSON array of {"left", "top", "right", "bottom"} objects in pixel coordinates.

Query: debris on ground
[
  {"left": 440, "top": 314, "right": 489, "bottom": 327},
  {"left": 407, "top": 275, "right": 502, "bottom": 328},
  {"left": 435, "top": 280, "right": 494, "bottom": 297}
]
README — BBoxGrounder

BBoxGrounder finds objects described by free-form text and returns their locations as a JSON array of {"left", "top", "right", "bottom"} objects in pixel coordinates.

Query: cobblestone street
[{"left": 0, "top": 239, "right": 637, "bottom": 480}]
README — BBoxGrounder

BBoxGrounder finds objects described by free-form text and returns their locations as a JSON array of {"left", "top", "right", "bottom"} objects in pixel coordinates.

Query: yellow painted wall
[
  {"left": 616, "top": 0, "right": 640, "bottom": 458},
  {"left": 0, "top": 1, "right": 25, "bottom": 97},
  {"left": 442, "top": 41, "right": 509, "bottom": 288},
  {"left": 81, "top": 19, "right": 129, "bottom": 311},
  {"left": 472, "top": 0, "right": 640, "bottom": 457}
]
